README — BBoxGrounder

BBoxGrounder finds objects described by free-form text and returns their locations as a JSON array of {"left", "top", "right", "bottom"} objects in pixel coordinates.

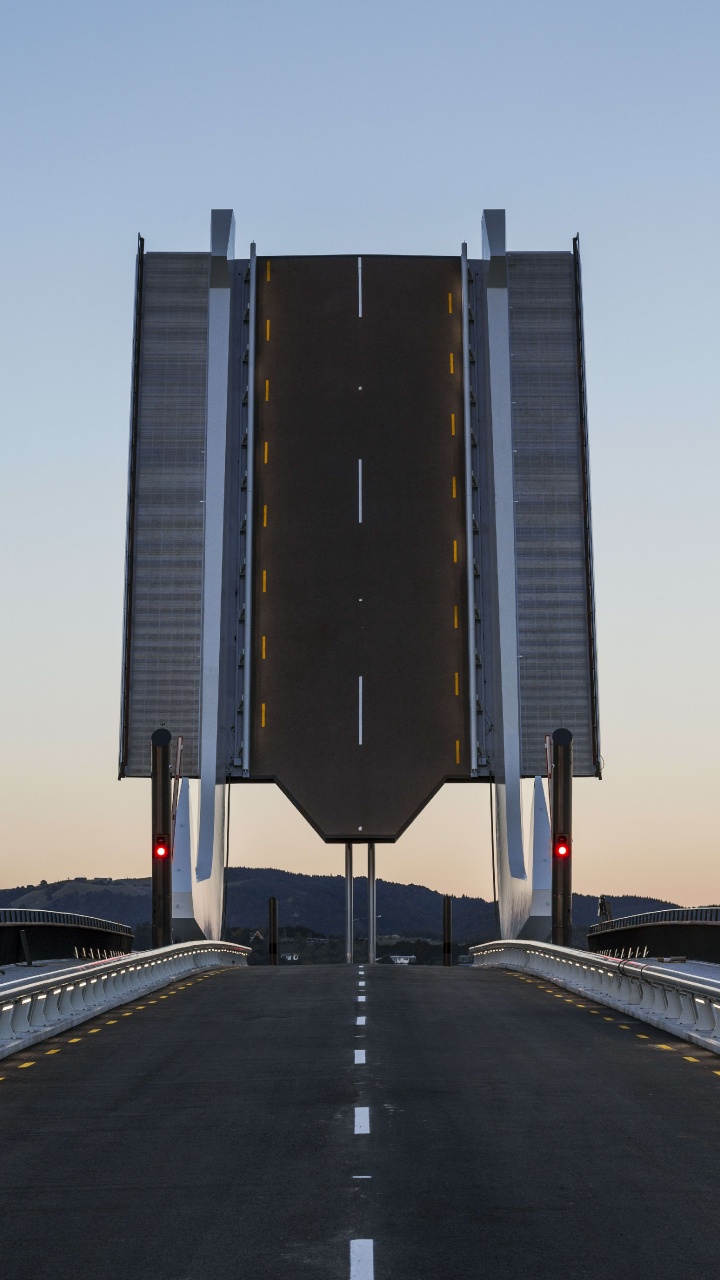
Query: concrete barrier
[
  {"left": 470, "top": 940, "right": 720, "bottom": 1056},
  {"left": 0, "top": 941, "right": 250, "bottom": 1061}
]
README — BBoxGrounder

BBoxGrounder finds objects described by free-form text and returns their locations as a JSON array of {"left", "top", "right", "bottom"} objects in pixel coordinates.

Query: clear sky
[{"left": 1, "top": 0, "right": 719, "bottom": 905}]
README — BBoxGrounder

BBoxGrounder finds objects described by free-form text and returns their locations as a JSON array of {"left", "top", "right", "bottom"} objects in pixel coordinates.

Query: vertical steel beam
[
  {"left": 268, "top": 896, "right": 278, "bottom": 965},
  {"left": 151, "top": 728, "right": 173, "bottom": 949},
  {"left": 461, "top": 242, "right": 478, "bottom": 775},
  {"left": 242, "top": 242, "right": 258, "bottom": 775},
  {"left": 443, "top": 896, "right": 453, "bottom": 966},
  {"left": 551, "top": 728, "right": 573, "bottom": 947},
  {"left": 367, "top": 843, "right": 376, "bottom": 964},
  {"left": 119, "top": 233, "right": 144, "bottom": 779},
  {"left": 345, "top": 843, "right": 354, "bottom": 964}
]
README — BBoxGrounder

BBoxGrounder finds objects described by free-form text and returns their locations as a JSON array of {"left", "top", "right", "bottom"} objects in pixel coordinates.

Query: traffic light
[
  {"left": 154, "top": 835, "right": 170, "bottom": 860},
  {"left": 553, "top": 836, "right": 571, "bottom": 859}
]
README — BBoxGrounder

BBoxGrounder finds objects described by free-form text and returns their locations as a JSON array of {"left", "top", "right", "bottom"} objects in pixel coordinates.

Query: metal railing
[
  {"left": 0, "top": 940, "right": 250, "bottom": 1061},
  {"left": 0, "top": 907, "right": 133, "bottom": 934},
  {"left": 589, "top": 906, "right": 720, "bottom": 935},
  {"left": 470, "top": 939, "right": 720, "bottom": 1057}
]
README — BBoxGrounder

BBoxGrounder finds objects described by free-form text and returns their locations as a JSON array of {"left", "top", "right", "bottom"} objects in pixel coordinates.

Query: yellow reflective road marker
[
  {"left": 448, "top": 292, "right": 453, "bottom": 314},
  {"left": 454, "top": 672, "right": 459, "bottom": 696},
  {"left": 262, "top": 570, "right": 267, "bottom": 593},
  {"left": 266, "top": 260, "right": 271, "bottom": 281},
  {"left": 449, "top": 353, "right": 454, "bottom": 374},
  {"left": 451, "top": 412, "right": 456, "bottom": 436},
  {"left": 455, "top": 740, "right": 460, "bottom": 764},
  {"left": 266, "top": 319, "right": 271, "bottom": 341},
  {"left": 261, "top": 703, "right": 266, "bottom": 728},
  {"left": 452, "top": 476, "right": 457, "bottom": 498}
]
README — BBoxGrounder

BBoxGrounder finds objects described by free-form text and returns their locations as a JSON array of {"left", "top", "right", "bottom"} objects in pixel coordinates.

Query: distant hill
[{"left": 0, "top": 870, "right": 681, "bottom": 946}]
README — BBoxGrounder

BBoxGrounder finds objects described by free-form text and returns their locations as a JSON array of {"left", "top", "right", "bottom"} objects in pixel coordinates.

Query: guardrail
[
  {"left": 0, "top": 940, "right": 250, "bottom": 1061},
  {"left": 470, "top": 940, "right": 720, "bottom": 1056},
  {"left": 0, "top": 907, "right": 133, "bottom": 935},
  {"left": 589, "top": 906, "right": 720, "bottom": 936}
]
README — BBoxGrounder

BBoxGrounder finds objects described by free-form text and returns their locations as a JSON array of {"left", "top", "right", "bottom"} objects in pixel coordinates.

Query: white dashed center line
[
  {"left": 357, "top": 1016, "right": 366, "bottom": 1026},
  {"left": 350, "top": 1238, "right": 374, "bottom": 1278},
  {"left": 354, "top": 1107, "right": 370, "bottom": 1134},
  {"left": 359, "top": 980, "right": 366, "bottom": 988},
  {"left": 355, "top": 1049, "right": 366, "bottom": 1064},
  {"left": 358, "top": 994, "right": 366, "bottom": 1003},
  {"left": 358, "top": 459, "right": 363, "bottom": 523}
]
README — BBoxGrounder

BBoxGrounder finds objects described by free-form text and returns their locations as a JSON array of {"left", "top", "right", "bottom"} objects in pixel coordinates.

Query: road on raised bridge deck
[{"left": 1, "top": 963, "right": 719, "bottom": 1278}]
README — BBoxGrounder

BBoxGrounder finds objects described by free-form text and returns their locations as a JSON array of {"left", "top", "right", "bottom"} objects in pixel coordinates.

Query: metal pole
[
  {"left": 268, "top": 896, "right": 278, "bottom": 965},
  {"left": 151, "top": 728, "right": 173, "bottom": 949},
  {"left": 443, "top": 895, "right": 452, "bottom": 966},
  {"left": 345, "top": 842, "right": 354, "bottom": 964},
  {"left": 551, "top": 728, "right": 573, "bottom": 947},
  {"left": 367, "top": 843, "right": 376, "bottom": 964}
]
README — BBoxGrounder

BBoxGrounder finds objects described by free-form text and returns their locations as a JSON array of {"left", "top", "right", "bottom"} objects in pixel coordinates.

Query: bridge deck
[{"left": 0, "top": 965, "right": 718, "bottom": 1277}]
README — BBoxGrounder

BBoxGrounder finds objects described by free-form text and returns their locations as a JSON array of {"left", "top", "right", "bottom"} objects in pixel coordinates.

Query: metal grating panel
[
  {"left": 122, "top": 253, "right": 209, "bottom": 776},
  {"left": 508, "top": 252, "right": 596, "bottom": 776}
]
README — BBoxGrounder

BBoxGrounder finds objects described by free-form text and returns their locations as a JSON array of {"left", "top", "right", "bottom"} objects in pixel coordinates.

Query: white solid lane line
[
  {"left": 357, "top": 1016, "right": 366, "bottom": 1025},
  {"left": 354, "top": 1107, "right": 370, "bottom": 1134},
  {"left": 358, "top": 459, "right": 363, "bottom": 523},
  {"left": 358, "top": 257, "right": 362, "bottom": 318},
  {"left": 358, "top": 675, "right": 363, "bottom": 745},
  {"left": 355, "top": 1049, "right": 366, "bottom": 1064},
  {"left": 350, "top": 1239, "right": 374, "bottom": 1279}
]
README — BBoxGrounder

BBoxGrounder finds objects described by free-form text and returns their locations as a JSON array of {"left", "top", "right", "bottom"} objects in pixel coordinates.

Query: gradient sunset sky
[{"left": 1, "top": 0, "right": 718, "bottom": 905}]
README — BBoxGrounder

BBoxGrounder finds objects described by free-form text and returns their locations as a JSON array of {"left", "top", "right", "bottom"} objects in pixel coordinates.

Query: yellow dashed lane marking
[
  {"left": 18, "top": 1061, "right": 35, "bottom": 1068},
  {"left": 452, "top": 476, "right": 457, "bottom": 498},
  {"left": 449, "top": 353, "right": 454, "bottom": 374},
  {"left": 265, "top": 379, "right": 270, "bottom": 401},
  {"left": 266, "top": 260, "right": 271, "bottom": 281},
  {"left": 448, "top": 292, "right": 453, "bottom": 313},
  {"left": 261, "top": 703, "right": 266, "bottom": 728},
  {"left": 266, "top": 319, "right": 271, "bottom": 340},
  {"left": 451, "top": 412, "right": 456, "bottom": 436},
  {"left": 262, "top": 570, "right": 267, "bottom": 592},
  {"left": 46, "top": 1049, "right": 61, "bottom": 1055},
  {"left": 68, "top": 1038, "right": 82, "bottom": 1043},
  {"left": 453, "top": 605, "right": 458, "bottom": 629},
  {"left": 88, "top": 1029, "right": 101, "bottom": 1034},
  {"left": 453, "top": 539, "right": 458, "bottom": 563},
  {"left": 455, "top": 740, "right": 460, "bottom": 764},
  {"left": 685, "top": 1056, "right": 699, "bottom": 1063}
]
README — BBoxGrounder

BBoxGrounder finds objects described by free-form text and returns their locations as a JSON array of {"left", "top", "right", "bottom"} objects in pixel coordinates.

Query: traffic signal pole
[
  {"left": 550, "top": 728, "right": 573, "bottom": 947},
  {"left": 443, "top": 895, "right": 452, "bottom": 966},
  {"left": 151, "top": 728, "right": 173, "bottom": 949},
  {"left": 345, "top": 843, "right": 354, "bottom": 964}
]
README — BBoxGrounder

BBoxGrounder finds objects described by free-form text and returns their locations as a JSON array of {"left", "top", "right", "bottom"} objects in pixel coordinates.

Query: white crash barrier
[
  {"left": 0, "top": 941, "right": 250, "bottom": 1060},
  {"left": 470, "top": 940, "right": 720, "bottom": 1056}
]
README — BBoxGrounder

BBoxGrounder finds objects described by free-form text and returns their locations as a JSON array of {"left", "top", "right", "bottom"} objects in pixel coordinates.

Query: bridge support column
[
  {"left": 367, "top": 843, "right": 376, "bottom": 964},
  {"left": 443, "top": 895, "right": 452, "bottom": 966},
  {"left": 551, "top": 728, "right": 573, "bottom": 947},
  {"left": 268, "top": 896, "right": 278, "bottom": 966},
  {"left": 151, "top": 728, "right": 173, "bottom": 949},
  {"left": 345, "top": 843, "right": 354, "bottom": 964}
]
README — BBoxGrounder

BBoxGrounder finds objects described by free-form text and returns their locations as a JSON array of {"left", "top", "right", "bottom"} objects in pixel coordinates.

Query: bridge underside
[{"left": 1, "top": 965, "right": 718, "bottom": 1278}]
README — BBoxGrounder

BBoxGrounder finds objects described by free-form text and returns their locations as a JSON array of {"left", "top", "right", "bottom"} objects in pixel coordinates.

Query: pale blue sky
[{"left": 1, "top": 0, "right": 719, "bottom": 903}]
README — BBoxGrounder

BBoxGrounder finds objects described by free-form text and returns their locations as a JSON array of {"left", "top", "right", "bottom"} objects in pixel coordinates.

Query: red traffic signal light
[
  {"left": 154, "top": 835, "right": 170, "bottom": 859},
  {"left": 553, "top": 836, "right": 571, "bottom": 859}
]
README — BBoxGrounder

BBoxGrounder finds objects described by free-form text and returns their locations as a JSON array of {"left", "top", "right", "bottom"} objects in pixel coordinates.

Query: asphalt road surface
[{"left": 1, "top": 964, "right": 719, "bottom": 1278}]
